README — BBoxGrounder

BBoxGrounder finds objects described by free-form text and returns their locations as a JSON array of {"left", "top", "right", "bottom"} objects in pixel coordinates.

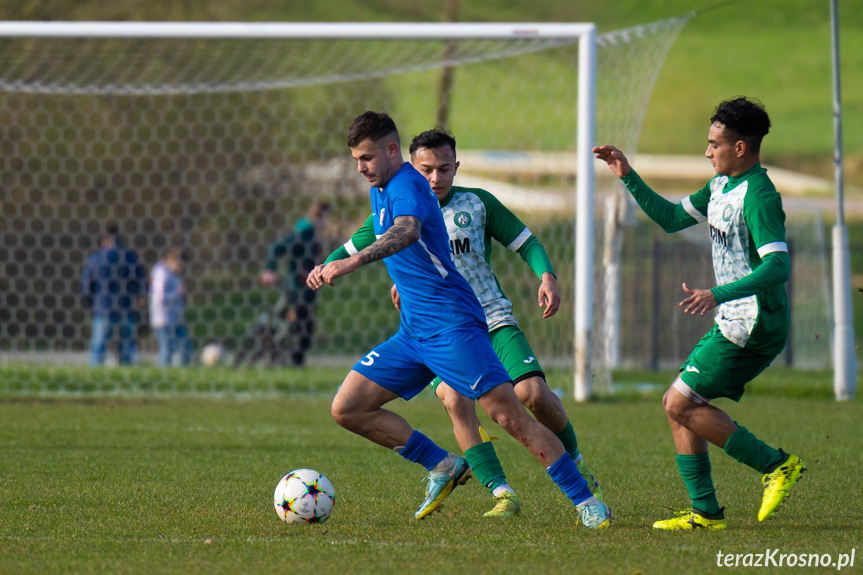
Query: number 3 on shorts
[{"left": 361, "top": 351, "right": 380, "bottom": 366}]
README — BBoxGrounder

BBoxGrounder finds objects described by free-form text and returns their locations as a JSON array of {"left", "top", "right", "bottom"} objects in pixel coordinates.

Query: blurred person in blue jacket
[{"left": 81, "top": 222, "right": 147, "bottom": 366}]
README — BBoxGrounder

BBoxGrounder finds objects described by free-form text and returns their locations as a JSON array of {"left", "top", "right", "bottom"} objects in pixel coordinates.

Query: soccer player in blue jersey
[
  {"left": 325, "top": 128, "right": 605, "bottom": 518},
  {"left": 307, "top": 111, "right": 610, "bottom": 527}
]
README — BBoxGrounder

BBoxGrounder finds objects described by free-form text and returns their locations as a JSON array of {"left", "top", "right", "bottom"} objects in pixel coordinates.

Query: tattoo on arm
[{"left": 357, "top": 215, "right": 421, "bottom": 265}]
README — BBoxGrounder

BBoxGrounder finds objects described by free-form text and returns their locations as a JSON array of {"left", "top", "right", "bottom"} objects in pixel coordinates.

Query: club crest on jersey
[
  {"left": 380, "top": 208, "right": 386, "bottom": 226},
  {"left": 454, "top": 211, "right": 472, "bottom": 228},
  {"left": 722, "top": 204, "right": 734, "bottom": 222}
]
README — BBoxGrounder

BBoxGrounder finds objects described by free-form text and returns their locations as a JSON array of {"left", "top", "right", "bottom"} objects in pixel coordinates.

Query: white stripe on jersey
[
  {"left": 344, "top": 239, "right": 359, "bottom": 256},
  {"left": 757, "top": 241, "right": 788, "bottom": 257},
  {"left": 417, "top": 239, "right": 449, "bottom": 279},
  {"left": 506, "top": 227, "right": 532, "bottom": 251},
  {"left": 682, "top": 197, "right": 707, "bottom": 223}
]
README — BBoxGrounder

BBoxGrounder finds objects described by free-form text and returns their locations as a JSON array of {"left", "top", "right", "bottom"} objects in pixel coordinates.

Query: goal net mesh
[{"left": 7, "top": 17, "right": 829, "bottom": 399}]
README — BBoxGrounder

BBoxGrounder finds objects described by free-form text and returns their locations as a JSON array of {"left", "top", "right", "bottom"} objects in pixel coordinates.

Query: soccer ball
[
  {"left": 200, "top": 342, "right": 223, "bottom": 366},
  {"left": 273, "top": 469, "right": 335, "bottom": 525}
]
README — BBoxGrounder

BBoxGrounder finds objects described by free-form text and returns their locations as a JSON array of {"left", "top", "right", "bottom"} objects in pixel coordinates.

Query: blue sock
[
  {"left": 547, "top": 452, "right": 592, "bottom": 505},
  {"left": 398, "top": 430, "right": 448, "bottom": 471}
]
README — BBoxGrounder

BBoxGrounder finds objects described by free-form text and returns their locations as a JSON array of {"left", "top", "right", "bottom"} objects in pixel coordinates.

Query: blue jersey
[{"left": 370, "top": 163, "right": 486, "bottom": 339}]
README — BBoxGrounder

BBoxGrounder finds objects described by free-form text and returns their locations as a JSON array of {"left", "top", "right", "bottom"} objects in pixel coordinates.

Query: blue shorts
[{"left": 352, "top": 323, "right": 511, "bottom": 400}]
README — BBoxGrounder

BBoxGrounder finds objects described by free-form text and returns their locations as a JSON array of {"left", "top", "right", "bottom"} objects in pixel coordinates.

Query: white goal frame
[{"left": 0, "top": 21, "right": 598, "bottom": 401}]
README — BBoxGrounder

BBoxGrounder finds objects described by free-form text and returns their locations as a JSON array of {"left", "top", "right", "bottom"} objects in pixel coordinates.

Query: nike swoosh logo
[
  {"left": 523, "top": 357, "right": 536, "bottom": 364},
  {"left": 685, "top": 365, "right": 700, "bottom": 373},
  {"left": 470, "top": 375, "right": 483, "bottom": 390}
]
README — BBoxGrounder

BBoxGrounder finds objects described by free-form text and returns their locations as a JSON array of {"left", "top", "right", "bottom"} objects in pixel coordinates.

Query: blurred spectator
[
  {"left": 236, "top": 200, "right": 330, "bottom": 367},
  {"left": 150, "top": 249, "right": 189, "bottom": 367},
  {"left": 81, "top": 222, "right": 147, "bottom": 366}
]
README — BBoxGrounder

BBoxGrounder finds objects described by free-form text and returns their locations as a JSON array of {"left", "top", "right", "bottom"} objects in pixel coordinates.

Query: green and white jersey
[
  {"left": 441, "top": 186, "right": 533, "bottom": 331},
  {"left": 683, "top": 165, "right": 789, "bottom": 353},
  {"left": 621, "top": 164, "right": 790, "bottom": 356}
]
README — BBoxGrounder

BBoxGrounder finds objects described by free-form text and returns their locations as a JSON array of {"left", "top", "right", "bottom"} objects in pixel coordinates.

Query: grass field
[{"left": 2, "top": 368, "right": 860, "bottom": 574}]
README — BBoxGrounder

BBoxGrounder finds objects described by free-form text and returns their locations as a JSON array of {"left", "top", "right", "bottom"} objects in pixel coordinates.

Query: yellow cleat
[
  {"left": 758, "top": 454, "right": 806, "bottom": 521},
  {"left": 653, "top": 509, "right": 727, "bottom": 531},
  {"left": 483, "top": 491, "right": 522, "bottom": 518}
]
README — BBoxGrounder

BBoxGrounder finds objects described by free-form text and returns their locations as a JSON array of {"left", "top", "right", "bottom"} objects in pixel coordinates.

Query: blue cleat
[
  {"left": 576, "top": 497, "right": 612, "bottom": 530},
  {"left": 415, "top": 455, "right": 471, "bottom": 519}
]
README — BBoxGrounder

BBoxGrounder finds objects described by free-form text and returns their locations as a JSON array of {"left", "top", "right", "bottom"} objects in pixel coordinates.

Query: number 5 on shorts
[{"left": 361, "top": 351, "right": 380, "bottom": 366}]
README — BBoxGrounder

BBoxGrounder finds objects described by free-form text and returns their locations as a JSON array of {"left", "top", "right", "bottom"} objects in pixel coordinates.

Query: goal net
[{"left": 0, "top": 18, "right": 693, "bottom": 397}]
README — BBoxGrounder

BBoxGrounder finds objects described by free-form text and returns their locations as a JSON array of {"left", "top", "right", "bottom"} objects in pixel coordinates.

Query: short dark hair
[
  {"left": 347, "top": 111, "right": 399, "bottom": 148},
  {"left": 711, "top": 97, "right": 771, "bottom": 154},
  {"left": 409, "top": 127, "right": 457, "bottom": 158}
]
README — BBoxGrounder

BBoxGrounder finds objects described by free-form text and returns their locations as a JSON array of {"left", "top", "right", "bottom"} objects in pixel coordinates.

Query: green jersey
[
  {"left": 325, "top": 185, "right": 556, "bottom": 332},
  {"left": 622, "top": 164, "right": 790, "bottom": 355}
]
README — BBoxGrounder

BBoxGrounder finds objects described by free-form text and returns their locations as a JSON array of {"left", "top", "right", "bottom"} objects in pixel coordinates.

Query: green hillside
[{"left": 2, "top": 0, "right": 861, "bottom": 183}]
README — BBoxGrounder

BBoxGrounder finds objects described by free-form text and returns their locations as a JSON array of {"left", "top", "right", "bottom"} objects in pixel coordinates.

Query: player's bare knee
[
  {"left": 480, "top": 400, "right": 507, "bottom": 427},
  {"left": 330, "top": 395, "right": 362, "bottom": 431},
  {"left": 663, "top": 389, "right": 693, "bottom": 424},
  {"left": 661, "top": 388, "right": 673, "bottom": 412},
  {"left": 514, "top": 378, "right": 540, "bottom": 409},
  {"left": 442, "top": 389, "right": 473, "bottom": 418},
  {"left": 330, "top": 401, "right": 351, "bottom": 429},
  {"left": 519, "top": 377, "right": 560, "bottom": 417},
  {"left": 491, "top": 406, "right": 531, "bottom": 438}
]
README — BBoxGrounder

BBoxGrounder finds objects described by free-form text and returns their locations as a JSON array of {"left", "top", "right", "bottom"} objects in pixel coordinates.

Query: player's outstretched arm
[
  {"left": 315, "top": 215, "right": 421, "bottom": 288},
  {"left": 479, "top": 188, "right": 561, "bottom": 320},
  {"left": 593, "top": 145, "right": 632, "bottom": 178},
  {"left": 597, "top": 145, "right": 703, "bottom": 234}
]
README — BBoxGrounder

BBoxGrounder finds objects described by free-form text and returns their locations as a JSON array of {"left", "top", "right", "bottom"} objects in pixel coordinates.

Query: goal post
[
  {"left": 575, "top": 24, "right": 596, "bottom": 402},
  {"left": 0, "top": 18, "right": 691, "bottom": 398}
]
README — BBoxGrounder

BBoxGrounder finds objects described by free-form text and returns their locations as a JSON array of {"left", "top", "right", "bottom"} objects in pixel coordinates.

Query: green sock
[
  {"left": 724, "top": 424, "right": 785, "bottom": 474},
  {"left": 676, "top": 453, "right": 720, "bottom": 516},
  {"left": 464, "top": 442, "right": 508, "bottom": 494},
  {"left": 554, "top": 420, "right": 580, "bottom": 460}
]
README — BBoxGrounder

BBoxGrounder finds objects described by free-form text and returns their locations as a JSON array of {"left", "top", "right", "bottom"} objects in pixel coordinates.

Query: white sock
[{"left": 492, "top": 484, "right": 515, "bottom": 498}]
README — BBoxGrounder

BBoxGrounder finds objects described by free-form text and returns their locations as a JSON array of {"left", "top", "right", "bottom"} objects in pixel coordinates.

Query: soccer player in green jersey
[
  {"left": 594, "top": 97, "right": 805, "bottom": 530},
  {"left": 326, "top": 128, "right": 604, "bottom": 518}
]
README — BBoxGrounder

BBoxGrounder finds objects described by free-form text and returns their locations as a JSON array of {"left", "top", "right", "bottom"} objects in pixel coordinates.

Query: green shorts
[
  {"left": 430, "top": 324, "right": 544, "bottom": 391},
  {"left": 677, "top": 325, "right": 776, "bottom": 402}
]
